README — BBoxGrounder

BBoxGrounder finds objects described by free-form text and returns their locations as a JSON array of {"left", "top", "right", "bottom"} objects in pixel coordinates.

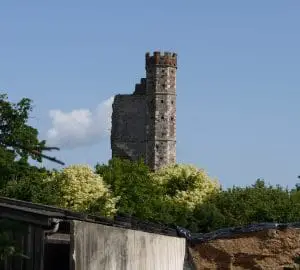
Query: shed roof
[{"left": 0, "top": 196, "right": 179, "bottom": 237}]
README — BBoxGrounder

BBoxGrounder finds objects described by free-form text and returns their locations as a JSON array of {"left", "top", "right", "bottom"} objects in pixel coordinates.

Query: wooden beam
[{"left": 45, "top": 233, "right": 70, "bottom": 245}]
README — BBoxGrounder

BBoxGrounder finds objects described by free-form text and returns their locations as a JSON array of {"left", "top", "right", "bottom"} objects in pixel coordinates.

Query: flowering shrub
[
  {"left": 33, "top": 165, "right": 118, "bottom": 217},
  {"left": 152, "top": 164, "right": 220, "bottom": 210}
]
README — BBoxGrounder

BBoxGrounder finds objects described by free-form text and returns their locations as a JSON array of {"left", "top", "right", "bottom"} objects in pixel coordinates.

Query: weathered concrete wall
[
  {"left": 71, "top": 220, "right": 186, "bottom": 270},
  {"left": 111, "top": 93, "right": 146, "bottom": 161}
]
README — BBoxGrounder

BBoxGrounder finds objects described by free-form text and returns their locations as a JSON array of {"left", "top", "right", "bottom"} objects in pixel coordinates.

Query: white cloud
[{"left": 47, "top": 96, "right": 114, "bottom": 149}]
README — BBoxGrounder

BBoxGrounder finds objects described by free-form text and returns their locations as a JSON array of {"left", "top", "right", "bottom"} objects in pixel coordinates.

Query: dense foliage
[
  {"left": 95, "top": 158, "right": 162, "bottom": 220},
  {"left": 0, "top": 94, "right": 50, "bottom": 187},
  {"left": 32, "top": 165, "right": 117, "bottom": 216},
  {"left": 95, "top": 160, "right": 300, "bottom": 232},
  {"left": 151, "top": 164, "right": 219, "bottom": 209},
  {"left": 191, "top": 179, "right": 300, "bottom": 232},
  {"left": 2, "top": 162, "right": 118, "bottom": 217},
  {"left": 96, "top": 160, "right": 220, "bottom": 227},
  {"left": 151, "top": 164, "right": 220, "bottom": 227}
]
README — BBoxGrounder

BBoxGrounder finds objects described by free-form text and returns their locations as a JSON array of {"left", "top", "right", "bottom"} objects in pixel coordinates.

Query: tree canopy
[
  {"left": 0, "top": 94, "right": 64, "bottom": 184},
  {"left": 95, "top": 160, "right": 220, "bottom": 227},
  {"left": 0, "top": 94, "right": 63, "bottom": 188}
]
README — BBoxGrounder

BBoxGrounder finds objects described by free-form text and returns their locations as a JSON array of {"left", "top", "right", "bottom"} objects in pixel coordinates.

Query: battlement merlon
[{"left": 145, "top": 51, "right": 177, "bottom": 69}]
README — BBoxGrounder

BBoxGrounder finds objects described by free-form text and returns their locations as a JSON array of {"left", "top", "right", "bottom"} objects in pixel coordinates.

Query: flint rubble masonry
[{"left": 111, "top": 52, "right": 177, "bottom": 171}]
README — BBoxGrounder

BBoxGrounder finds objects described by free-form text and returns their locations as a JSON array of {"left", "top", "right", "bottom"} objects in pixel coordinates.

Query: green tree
[
  {"left": 96, "top": 159, "right": 220, "bottom": 228},
  {"left": 0, "top": 93, "right": 63, "bottom": 189},
  {"left": 191, "top": 202, "right": 226, "bottom": 233},
  {"left": 95, "top": 158, "right": 163, "bottom": 220},
  {"left": 192, "top": 179, "right": 298, "bottom": 232}
]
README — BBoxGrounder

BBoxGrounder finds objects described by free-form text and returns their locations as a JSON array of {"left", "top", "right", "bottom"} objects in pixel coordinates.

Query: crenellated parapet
[{"left": 145, "top": 51, "right": 177, "bottom": 69}]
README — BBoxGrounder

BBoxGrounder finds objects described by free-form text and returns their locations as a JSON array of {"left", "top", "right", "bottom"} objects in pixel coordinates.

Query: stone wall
[
  {"left": 111, "top": 93, "right": 146, "bottom": 161},
  {"left": 111, "top": 52, "right": 177, "bottom": 171},
  {"left": 186, "top": 224, "right": 300, "bottom": 269},
  {"left": 145, "top": 55, "right": 177, "bottom": 170}
]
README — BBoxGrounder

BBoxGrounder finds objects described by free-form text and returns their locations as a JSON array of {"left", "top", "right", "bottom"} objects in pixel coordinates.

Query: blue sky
[{"left": 1, "top": 1, "right": 299, "bottom": 189}]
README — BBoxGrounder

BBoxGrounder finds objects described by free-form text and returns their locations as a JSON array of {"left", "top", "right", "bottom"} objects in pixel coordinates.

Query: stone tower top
[{"left": 145, "top": 51, "right": 177, "bottom": 69}]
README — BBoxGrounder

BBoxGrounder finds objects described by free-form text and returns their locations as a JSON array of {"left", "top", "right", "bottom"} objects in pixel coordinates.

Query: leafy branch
[{"left": 2, "top": 141, "right": 65, "bottom": 165}]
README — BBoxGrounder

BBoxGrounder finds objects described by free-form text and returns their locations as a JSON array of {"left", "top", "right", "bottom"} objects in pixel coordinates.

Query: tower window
[
  {"left": 161, "top": 100, "right": 164, "bottom": 103},
  {"left": 161, "top": 116, "right": 164, "bottom": 120},
  {"left": 171, "top": 117, "right": 174, "bottom": 121},
  {"left": 171, "top": 101, "right": 174, "bottom": 104}
]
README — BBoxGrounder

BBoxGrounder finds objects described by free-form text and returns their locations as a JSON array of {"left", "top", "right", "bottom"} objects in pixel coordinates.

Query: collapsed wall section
[{"left": 111, "top": 93, "right": 146, "bottom": 161}]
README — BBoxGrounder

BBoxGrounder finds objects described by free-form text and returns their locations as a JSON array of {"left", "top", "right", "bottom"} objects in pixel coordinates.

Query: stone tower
[
  {"left": 111, "top": 51, "right": 177, "bottom": 171},
  {"left": 145, "top": 52, "right": 177, "bottom": 170}
]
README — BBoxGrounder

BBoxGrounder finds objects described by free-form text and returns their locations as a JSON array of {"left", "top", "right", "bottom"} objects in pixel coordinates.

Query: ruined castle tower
[
  {"left": 111, "top": 51, "right": 177, "bottom": 171},
  {"left": 145, "top": 52, "right": 177, "bottom": 170}
]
